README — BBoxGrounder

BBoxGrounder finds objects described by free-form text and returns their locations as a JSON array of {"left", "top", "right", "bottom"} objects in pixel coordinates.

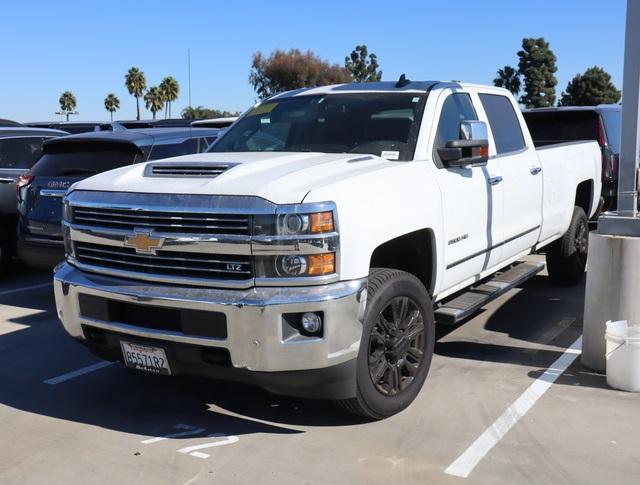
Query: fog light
[
  {"left": 301, "top": 312, "right": 322, "bottom": 334},
  {"left": 277, "top": 255, "right": 308, "bottom": 276}
]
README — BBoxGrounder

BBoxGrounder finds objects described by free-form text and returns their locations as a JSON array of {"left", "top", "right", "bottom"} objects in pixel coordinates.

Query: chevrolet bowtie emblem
[{"left": 124, "top": 232, "right": 164, "bottom": 254}]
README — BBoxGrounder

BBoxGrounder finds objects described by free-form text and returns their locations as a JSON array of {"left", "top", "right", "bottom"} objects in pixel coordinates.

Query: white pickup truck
[{"left": 54, "top": 80, "right": 601, "bottom": 419}]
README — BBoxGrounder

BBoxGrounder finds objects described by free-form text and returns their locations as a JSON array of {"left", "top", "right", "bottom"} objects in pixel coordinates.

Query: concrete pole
[{"left": 582, "top": 0, "right": 640, "bottom": 371}]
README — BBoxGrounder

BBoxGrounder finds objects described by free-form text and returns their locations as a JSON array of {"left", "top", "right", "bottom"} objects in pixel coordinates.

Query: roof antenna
[{"left": 395, "top": 73, "right": 410, "bottom": 88}]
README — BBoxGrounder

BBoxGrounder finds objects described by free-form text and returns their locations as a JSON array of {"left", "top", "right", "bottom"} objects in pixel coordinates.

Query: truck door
[
  {"left": 478, "top": 94, "right": 542, "bottom": 260},
  {"left": 433, "top": 91, "right": 504, "bottom": 291}
]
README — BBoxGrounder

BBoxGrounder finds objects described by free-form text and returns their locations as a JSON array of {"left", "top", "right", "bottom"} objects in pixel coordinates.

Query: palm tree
[
  {"left": 58, "top": 91, "right": 77, "bottom": 121},
  {"left": 144, "top": 86, "right": 164, "bottom": 120},
  {"left": 103, "top": 93, "right": 120, "bottom": 122},
  {"left": 493, "top": 66, "right": 521, "bottom": 96},
  {"left": 125, "top": 67, "right": 147, "bottom": 120},
  {"left": 159, "top": 76, "right": 180, "bottom": 118}
]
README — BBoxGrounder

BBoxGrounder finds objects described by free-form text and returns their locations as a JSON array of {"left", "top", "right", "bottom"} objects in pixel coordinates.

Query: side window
[
  {"left": 479, "top": 94, "right": 526, "bottom": 155},
  {"left": 434, "top": 93, "right": 478, "bottom": 150}
]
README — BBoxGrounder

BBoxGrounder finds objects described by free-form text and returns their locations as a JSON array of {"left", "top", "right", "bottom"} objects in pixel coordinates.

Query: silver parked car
[{"left": 0, "top": 127, "right": 68, "bottom": 265}]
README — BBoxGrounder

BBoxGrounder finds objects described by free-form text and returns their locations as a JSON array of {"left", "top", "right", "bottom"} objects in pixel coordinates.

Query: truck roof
[{"left": 268, "top": 80, "right": 496, "bottom": 100}]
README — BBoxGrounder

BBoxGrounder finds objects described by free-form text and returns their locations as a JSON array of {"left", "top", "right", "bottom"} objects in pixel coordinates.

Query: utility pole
[{"left": 582, "top": 0, "right": 640, "bottom": 370}]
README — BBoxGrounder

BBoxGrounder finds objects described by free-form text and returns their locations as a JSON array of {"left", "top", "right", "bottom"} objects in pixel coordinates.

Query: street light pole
[
  {"left": 615, "top": 0, "right": 640, "bottom": 218},
  {"left": 582, "top": 0, "right": 640, "bottom": 370}
]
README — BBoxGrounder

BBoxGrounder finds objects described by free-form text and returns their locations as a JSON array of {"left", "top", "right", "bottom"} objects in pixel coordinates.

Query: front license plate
[{"left": 120, "top": 341, "right": 172, "bottom": 375}]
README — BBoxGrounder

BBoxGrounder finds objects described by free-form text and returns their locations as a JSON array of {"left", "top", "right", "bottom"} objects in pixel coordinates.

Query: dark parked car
[
  {"left": 17, "top": 127, "right": 220, "bottom": 269},
  {"left": 0, "top": 127, "right": 68, "bottom": 264},
  {"left": 115, "top": 119, "right": 195, "bottom": 129},
  {"left": 523, "top": 105, "right": 621, "bottom": 213},
  {"left": 25, "top": 121, "right": 105, "bottom": 134}
]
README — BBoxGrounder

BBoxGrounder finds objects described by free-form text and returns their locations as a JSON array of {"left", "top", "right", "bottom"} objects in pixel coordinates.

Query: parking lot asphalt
[{"left": 1, "top": 255, "right": 639, "bottom": 485}]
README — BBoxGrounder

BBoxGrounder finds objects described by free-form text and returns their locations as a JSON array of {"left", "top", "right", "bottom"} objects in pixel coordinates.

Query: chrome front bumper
[{"left": 53, "top": 263, "right": 367, "bottom": 373}]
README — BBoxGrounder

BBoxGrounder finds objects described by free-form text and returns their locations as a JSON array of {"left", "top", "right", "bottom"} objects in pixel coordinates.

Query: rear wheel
[
  {"left": 335, "top": 268, "right": 435, "bottom": 419},
  {"left": 546, "top": 206, "right": 589, "bottom": 285}
]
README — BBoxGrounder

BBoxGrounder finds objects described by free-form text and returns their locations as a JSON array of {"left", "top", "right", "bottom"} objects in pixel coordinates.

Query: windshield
[{"left": 210, "top": 93, "right": 427, "bottom": 161}]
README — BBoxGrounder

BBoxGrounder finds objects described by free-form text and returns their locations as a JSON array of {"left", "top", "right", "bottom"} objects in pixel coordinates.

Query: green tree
[
  {"left": 493, "top": 65, "right": 521, "bottom": 96},
  {"left": 58, "top": 91, "right": 77, "bottom": 121},
  {"left": 345, "top": 44, "right": 382, "bottom": 82},
  {"left": 103, "top": 93, "right": 120, "bottom": 122},
  {"left": 125, "top": 67, "right": 147, "bottom": 120},
  {"left": 517, "top": 38, "right": 558, "bottom": 108},
  {"left": 144, "top": 86, "right": 164, "bottom": 120},
  {"left": 159, "top": 76, "right": 180, "bottom": 118},
  {"left": 181, "top": 106, "right": 241, "bottom": 119},
  {"left": 559, "top": 66, "right": 621, "bottom": 106},
  {"left": 249, "top": 48, "right": 351, "bottom": 99}
]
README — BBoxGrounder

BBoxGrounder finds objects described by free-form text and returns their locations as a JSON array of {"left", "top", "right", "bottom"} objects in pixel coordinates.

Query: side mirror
[{"left": 437, "top": 120, "right": 489, "bottom": 167}]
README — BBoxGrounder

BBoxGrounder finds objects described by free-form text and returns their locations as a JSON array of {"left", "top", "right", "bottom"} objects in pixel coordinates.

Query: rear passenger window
[
  {"left": 149, "top": 138, "right": 199, "bottom": 160},
  {"left": 479, "top": 94, "right": 526, "bottom": 154}
]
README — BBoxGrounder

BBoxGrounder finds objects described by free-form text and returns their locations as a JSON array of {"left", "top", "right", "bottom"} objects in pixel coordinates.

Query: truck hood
[{"left": 70, "top": 152, "right": 396, "bottom": 204}]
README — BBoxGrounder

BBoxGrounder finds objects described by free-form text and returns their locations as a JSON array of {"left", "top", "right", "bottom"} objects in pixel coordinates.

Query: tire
[
  {"left": 335, "top": 268, "right": 435, "bottom": 419},
  {"left": 546, "top": 206, "right": 589, "bottom": 285}
]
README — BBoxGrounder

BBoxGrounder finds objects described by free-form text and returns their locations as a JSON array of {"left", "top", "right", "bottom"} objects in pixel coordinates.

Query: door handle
[
  {"left": 0, "top": 177, "right": 14, "bottom": 184},
  {"left": 530, "top": 166, "right": 542, "bottom": 175},
  {"left": 488, "top": 176, "right": 503, "bottom": 186}
]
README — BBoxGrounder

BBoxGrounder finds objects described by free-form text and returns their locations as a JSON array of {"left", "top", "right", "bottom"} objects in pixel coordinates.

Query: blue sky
[{"left": 1, "top": 0, "right": 627, "bottom": 122}]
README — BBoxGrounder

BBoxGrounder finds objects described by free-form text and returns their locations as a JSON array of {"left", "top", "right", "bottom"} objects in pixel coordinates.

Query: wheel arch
[
  {"left": 575, "top": 179, "right": 595, "bottom": 217},
  {"left": 369, "top": 228, "right": 437, "bottom": 296}
]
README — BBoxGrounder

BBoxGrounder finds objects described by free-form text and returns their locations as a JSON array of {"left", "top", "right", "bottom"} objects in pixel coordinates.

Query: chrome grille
[
  {"left": 71, "top": 207, "right": 251, "bottom": 235},
  {"left": 75, "top": 242, "right": 252, "bottom": 280}
]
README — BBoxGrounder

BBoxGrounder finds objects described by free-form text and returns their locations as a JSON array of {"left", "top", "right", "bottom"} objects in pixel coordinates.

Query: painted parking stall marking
[
  {"left": 444, "top": 336, "right": 583, "bottom": 478},
  {"left": 177, "top": 434, "right": 240, "bottom": 459},
  {"left": 44, "top": 361, "right": 114, "bottom": 385},
  {"left": 142, "top": 424, "right": 239, "bottom": 459}
]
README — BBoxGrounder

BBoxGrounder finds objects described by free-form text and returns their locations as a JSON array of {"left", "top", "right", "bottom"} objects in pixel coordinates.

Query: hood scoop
[{"left": 145, "top": 161, "right": 236, "bottom": 178}]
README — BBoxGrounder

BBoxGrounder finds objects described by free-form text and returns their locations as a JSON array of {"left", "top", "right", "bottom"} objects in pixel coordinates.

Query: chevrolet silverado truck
[{"left": 54, "top": 80, "right": 601, "bottom": 419}]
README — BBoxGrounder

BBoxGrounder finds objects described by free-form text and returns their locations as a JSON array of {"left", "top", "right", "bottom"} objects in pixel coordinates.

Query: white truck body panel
[{"left": 73, "top": 83, "right": 601, "bottom": 301}]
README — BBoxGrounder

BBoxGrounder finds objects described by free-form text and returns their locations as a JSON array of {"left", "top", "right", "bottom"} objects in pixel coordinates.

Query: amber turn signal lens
[
  {"left": 310, "top": 211, "right": 334, "bottom": 233},
  {"left": 308, "top": 253, "right": 335, "bottom": 276}
]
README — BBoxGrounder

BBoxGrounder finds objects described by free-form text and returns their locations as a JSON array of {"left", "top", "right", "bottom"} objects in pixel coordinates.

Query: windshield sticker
[
  {"left": 412, "top": 97, "right": 420, "bottom": 103},
  {"left": 248, "top": 103, "right": 278, "bottom": 116},
  {"left": 260, "top": 117, "right": 271, "bottom": 124},
  {"left": 381, "top": 150, "right": 400, "bottom": 160}
]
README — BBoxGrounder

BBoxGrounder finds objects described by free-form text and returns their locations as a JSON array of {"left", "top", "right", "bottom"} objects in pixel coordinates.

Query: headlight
[{"left": 253, "top": 211, "right": 335, "bottom": 236}]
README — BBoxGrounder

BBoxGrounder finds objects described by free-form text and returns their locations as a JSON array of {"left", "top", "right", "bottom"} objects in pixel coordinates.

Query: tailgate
[{"left": 22, "top": 176, "right": 81, "bottom": 240}]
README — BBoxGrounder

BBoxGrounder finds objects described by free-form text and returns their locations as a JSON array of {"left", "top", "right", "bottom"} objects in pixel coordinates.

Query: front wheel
[
  {"left": 335, "top": 268, "right": 435, "bottom": 419},
  {"left": 546, "top": 206, "right": 589, "bottom": 285}
]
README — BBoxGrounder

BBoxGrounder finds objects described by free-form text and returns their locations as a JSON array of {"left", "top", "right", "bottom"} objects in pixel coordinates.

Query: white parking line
[
  {"left": 177, "top": 434, "right": 240, "bottom": 459},
  {"left": 444, "top": 335, "right": 583, "bottom": 478},
  {"left": 44, "top": 361, "right": 114, "bottom": 385},
  {"left": 0, "top": 282, "right": 52, "bottom": 297}
]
